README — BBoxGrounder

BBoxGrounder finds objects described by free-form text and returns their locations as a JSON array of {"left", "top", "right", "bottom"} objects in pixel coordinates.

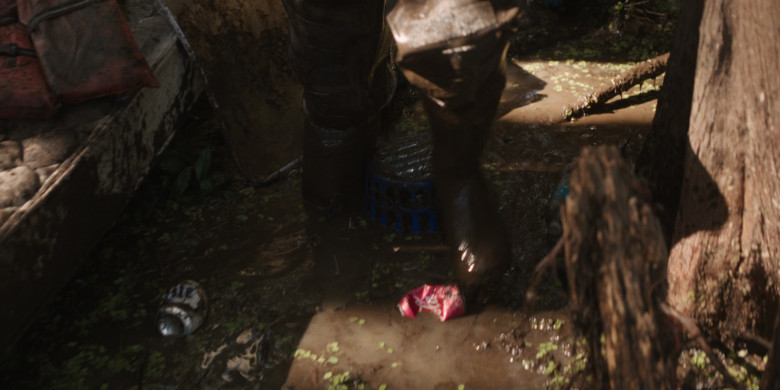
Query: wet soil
[{"left": 0, "top": 4, "right": 673, "bottom": 389}]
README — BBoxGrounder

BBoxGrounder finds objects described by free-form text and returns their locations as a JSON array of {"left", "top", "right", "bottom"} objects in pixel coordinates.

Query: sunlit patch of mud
[
  {"left": 502, "top": 59, "right": 662, "bottom": 125},
  {"left": 285, "top": 303, "right": 581, "bottom": 389}
]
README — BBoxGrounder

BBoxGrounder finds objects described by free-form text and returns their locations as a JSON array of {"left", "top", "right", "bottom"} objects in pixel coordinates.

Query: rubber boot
[
  {"left": 425, "top": 71, "right": 512, "bottom": 305},
  {"left": 284, "top": 0, "right": 391, "bottom": 212},
  {"left": 388, "top": 0, "right": 519, "bottom": 305}
]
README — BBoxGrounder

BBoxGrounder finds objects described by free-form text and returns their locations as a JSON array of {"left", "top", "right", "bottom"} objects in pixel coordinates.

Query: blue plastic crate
[{"left": 366, "top": 167, "right": 439, "bottom": 233}]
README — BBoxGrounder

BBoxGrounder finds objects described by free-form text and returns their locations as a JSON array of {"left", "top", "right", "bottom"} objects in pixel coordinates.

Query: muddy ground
[{"left": 0, "top": 3, "right": 680, "bottom": 389}]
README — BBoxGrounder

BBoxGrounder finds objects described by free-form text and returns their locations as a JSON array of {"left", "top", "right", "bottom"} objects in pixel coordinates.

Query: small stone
[
  {"left": 22, "top": 130, "right": 78, "bottom": 169},
  {"left": 0, "top": 165, "right": 41, "bottom": 208},
  {"left": 0, "top": 140, "right": 23, "bottom": 171}
]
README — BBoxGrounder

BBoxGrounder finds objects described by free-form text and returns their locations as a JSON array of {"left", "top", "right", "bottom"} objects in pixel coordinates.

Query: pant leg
[{"left": 284, "top": 0, "right": 390, "bottom": 210}]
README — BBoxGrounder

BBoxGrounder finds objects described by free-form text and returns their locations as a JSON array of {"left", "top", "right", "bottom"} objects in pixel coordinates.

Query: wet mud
[
  {"left": 176, "top": 0, "right": 304, "bottom": 182},
  {"left": 0, "top": 4, "right": 670, "bottom": 389}
]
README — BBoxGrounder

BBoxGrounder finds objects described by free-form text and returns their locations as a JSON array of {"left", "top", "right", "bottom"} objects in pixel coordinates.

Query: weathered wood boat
[
  {"left": 0, "top": 0, "right": 203, "bottom": 354},
  {"left": 0, "top": 0, "right": 301, "bottom": 355}
]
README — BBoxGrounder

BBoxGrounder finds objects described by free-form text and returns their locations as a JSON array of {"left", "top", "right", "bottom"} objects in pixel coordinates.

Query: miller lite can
[{"left": 157, "top": 280, "right": 207, "bottom": 337}]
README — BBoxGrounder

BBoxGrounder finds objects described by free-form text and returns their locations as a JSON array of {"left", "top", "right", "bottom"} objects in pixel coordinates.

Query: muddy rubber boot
[
  {"left": 425, "top": 73, "right": 513, "bottom": 306},
  {"left": 284, "top": 0, "right": 391, "bottom": 213},
  {"left": 388, "top": 0, "right": 519, "bottom": 305}
]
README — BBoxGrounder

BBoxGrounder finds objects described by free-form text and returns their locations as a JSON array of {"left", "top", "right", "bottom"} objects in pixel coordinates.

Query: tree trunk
[
  {"left": 562, "top": 145, "right": 669, "bottom": 389},
  {"left": 762, "top": 303, "right": 780, "bottom": 389},
  {"left": 665, "top": 0, "right": 780, "bottom": 336},
  {"left": 634, "top": 0, "right": 703, "bottom": 243}
]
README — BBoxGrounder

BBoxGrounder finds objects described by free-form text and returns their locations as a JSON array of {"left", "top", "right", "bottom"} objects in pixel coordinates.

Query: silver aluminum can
[{"left": 157, "top": 280, "right": 207, "bottom": 337}]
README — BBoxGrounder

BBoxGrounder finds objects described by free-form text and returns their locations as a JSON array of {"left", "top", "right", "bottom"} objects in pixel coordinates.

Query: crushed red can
[{"left": 398, "top": 284, "right": 465, "bottom": 321}]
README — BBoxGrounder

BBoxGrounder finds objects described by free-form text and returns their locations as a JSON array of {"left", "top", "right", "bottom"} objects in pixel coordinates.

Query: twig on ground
[
  {"left": 734, "top": 331, "right": 772, "bottom": 353},
  {"left": 392, "top": 245, "right": 449, "bottom": 253},
  {"left": 261, "top": 157, "right": 302, "bottom": 186},
  {"left": 523, "top": 234, "right": 565, "bottom": 312}
]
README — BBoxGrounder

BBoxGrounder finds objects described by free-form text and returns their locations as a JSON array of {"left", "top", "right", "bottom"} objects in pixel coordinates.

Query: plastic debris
[{"left": 398, "top": 284, "right": 465, "bottom": 321}]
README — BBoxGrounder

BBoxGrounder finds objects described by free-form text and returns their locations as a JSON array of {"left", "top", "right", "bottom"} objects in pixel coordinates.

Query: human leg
[
  {"left": 283, "top": 0, "right": 390, "bottom": 211},
  {"left": 387, "top": 0, "right": 519, "bottom": 302}
]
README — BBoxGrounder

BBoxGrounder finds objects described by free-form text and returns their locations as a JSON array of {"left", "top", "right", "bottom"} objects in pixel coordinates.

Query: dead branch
[
  {"left": 562, "top": 145, "right": 669, "bottom": 389},
  {"left": 261, "top": 156, "right": 302, "bottom": 186},
  {"left": 564, "top": 52, "right": 669, "bottom": 120},
  {"left": 522, "top": 235, "right": 565, "bottom": 312},
  {"left": 391, "top": 245, "right": 449, "bottom": 253}
]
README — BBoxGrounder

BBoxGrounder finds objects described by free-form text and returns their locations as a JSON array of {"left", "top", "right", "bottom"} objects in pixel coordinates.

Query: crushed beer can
[
  {"left": 398, "top": 284, "right": 465, "bottom": 321},
  {"left": 157, "top": 280, "right": 207, "bottom": 337}
]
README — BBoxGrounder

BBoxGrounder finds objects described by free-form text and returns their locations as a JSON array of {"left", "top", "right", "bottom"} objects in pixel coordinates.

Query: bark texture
[
  {"left": 635, "top": 0, "right": 703, "bottom": 243},
  {"left": 563, "top": 145, "right": 669, "bottom": 389},
  {"left": 666, "top": 0, "right": 780, "bottom": 336},
  {"left": 762, "top": 303, "right": 780, "bottom": 389}
]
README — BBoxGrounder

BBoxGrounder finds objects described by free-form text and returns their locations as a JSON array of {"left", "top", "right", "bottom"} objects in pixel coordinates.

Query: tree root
[
  {"left": 523, "top": 234, "right": 565, "bottom": 312},
  {"left": 660, "top": 303, "right": 746, "bottom": 390}
]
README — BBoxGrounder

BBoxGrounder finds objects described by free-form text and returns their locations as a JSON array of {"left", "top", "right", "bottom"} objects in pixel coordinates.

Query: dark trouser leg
[
  {"left": 388, "top": 0, "right": 518, "bottom": 302},
  {"left": 283, "top": 0, "right": 389, "bottom": 211}
]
